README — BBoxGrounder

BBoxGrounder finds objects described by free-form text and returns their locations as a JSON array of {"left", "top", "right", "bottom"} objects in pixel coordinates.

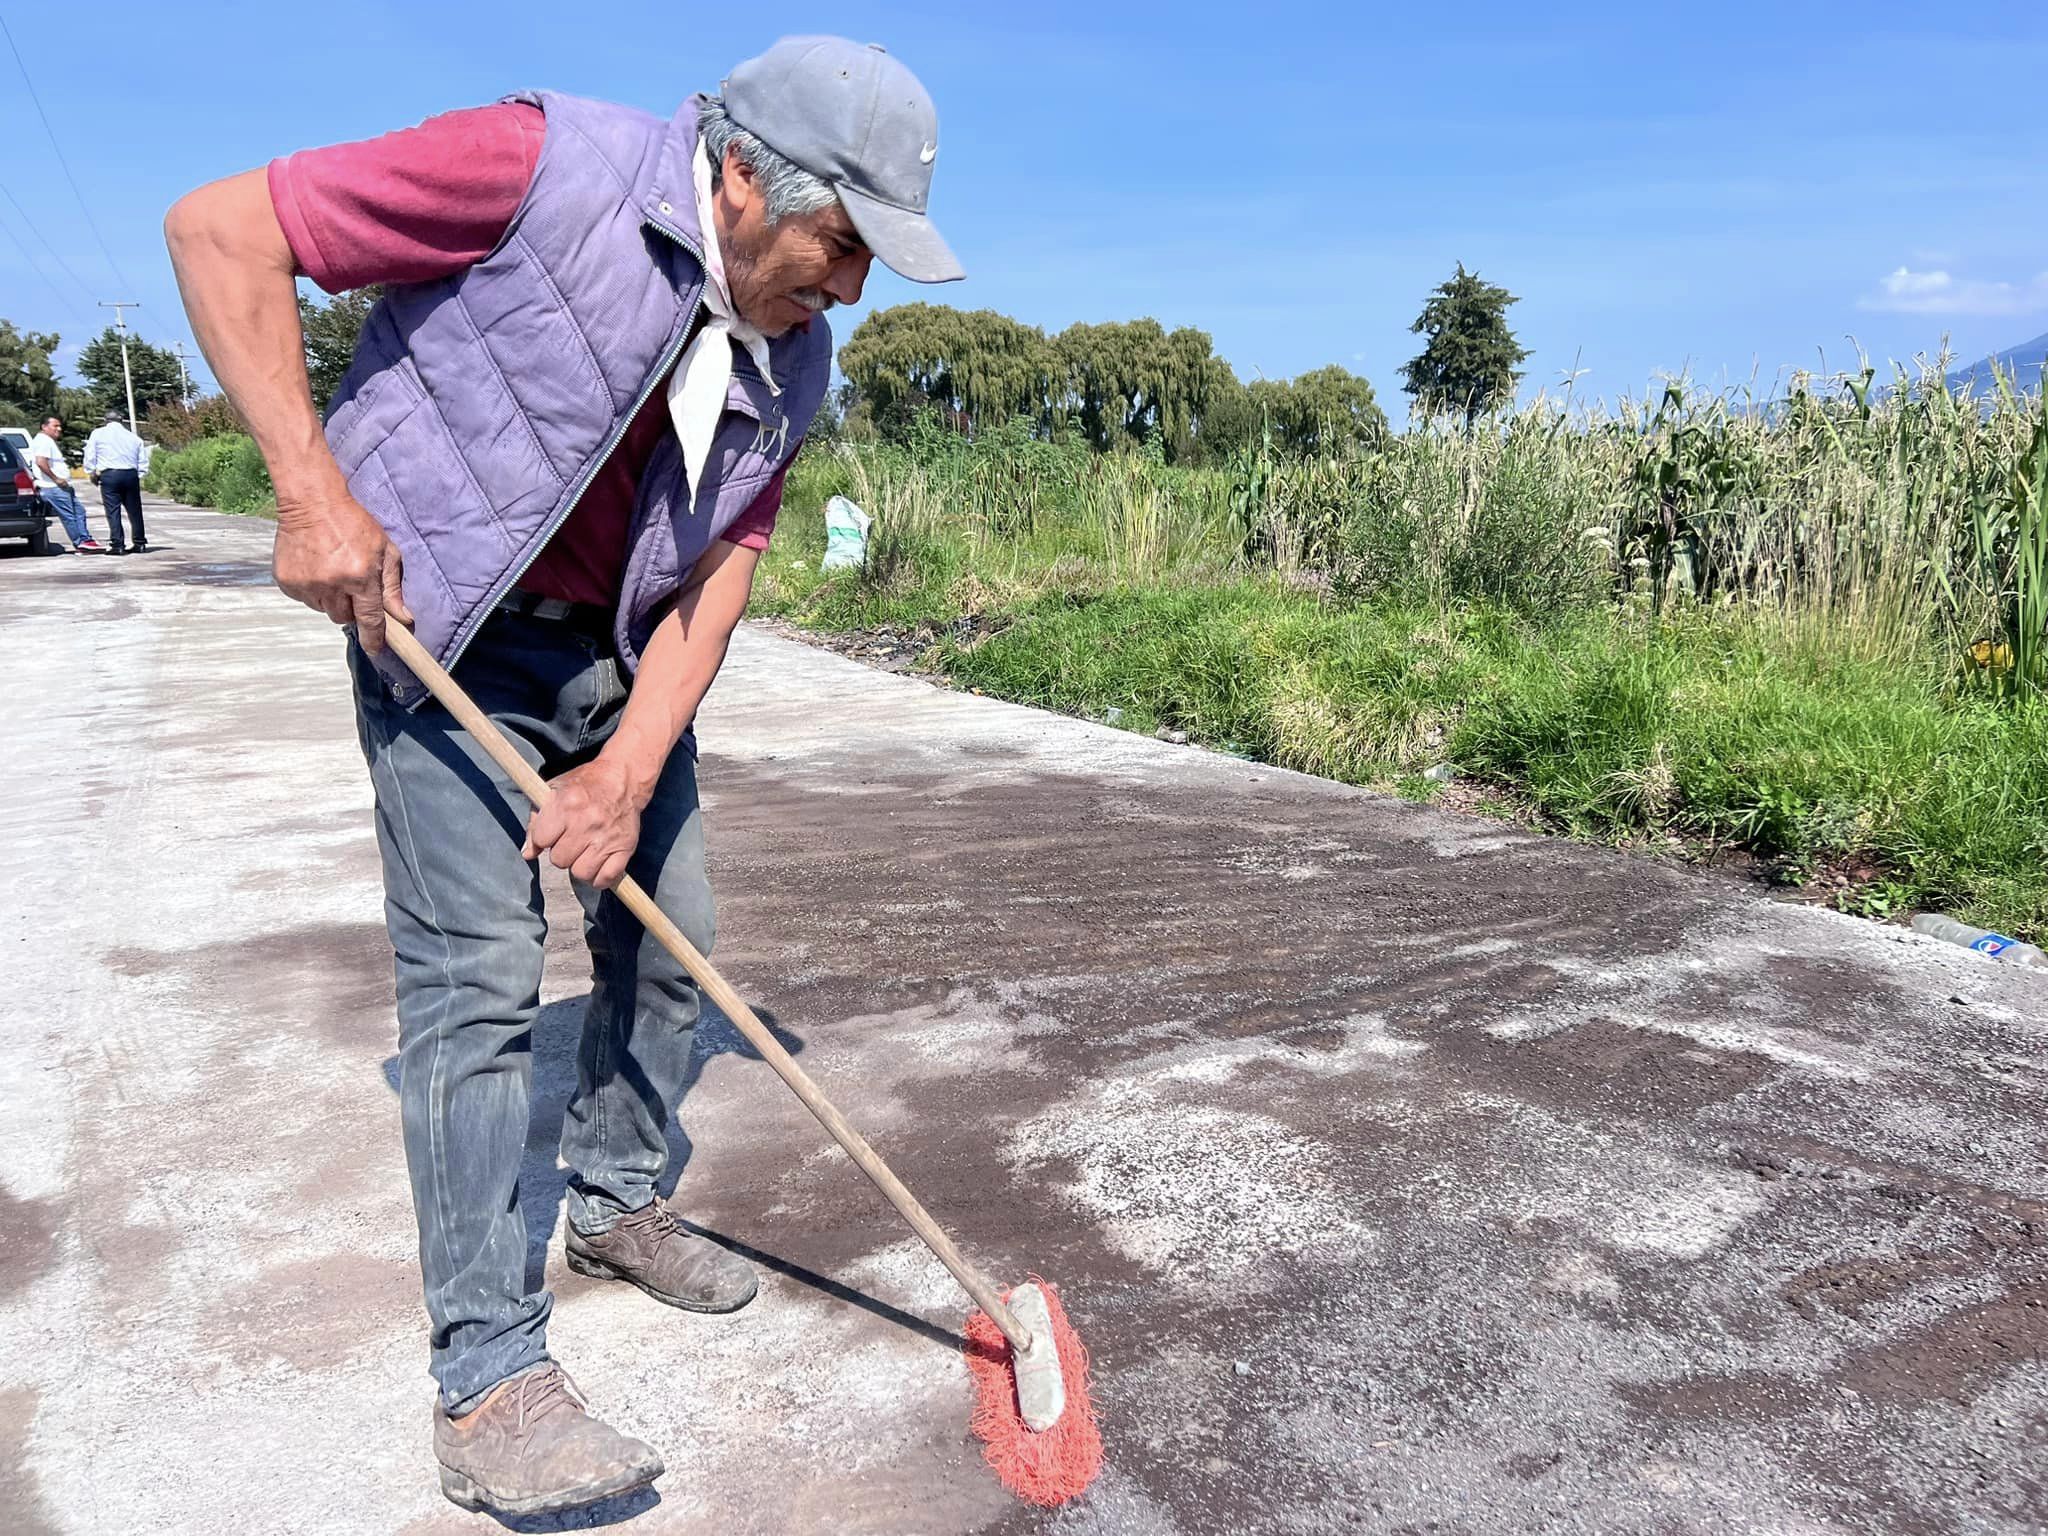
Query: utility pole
[
  {"left": 99, "top": 300, "right": 141, "bottom": 432},
  {"left": 170, "top": 341, "right": 199, "bottom": 406}
]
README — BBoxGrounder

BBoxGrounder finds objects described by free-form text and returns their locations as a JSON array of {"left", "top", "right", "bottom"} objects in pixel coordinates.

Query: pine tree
[
  {"left": 1401, "top": 263, "right": 1529, "bottom": 428},
  {"left": 77, "top": 327, "right": 188, "bottom": 417}
]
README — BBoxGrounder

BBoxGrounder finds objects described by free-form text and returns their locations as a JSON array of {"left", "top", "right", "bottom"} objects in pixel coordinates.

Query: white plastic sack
[{"left": 821, "top": 494, "right": 871, "bottom": 570}]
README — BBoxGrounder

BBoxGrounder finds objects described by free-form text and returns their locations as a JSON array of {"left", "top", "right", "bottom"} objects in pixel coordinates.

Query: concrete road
[{"left": 2, "top": 498, "right": 2044, "bottom": 1535}]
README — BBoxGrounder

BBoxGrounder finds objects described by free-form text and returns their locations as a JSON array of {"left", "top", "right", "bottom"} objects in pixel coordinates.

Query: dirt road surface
[{"left": 2, "top": 499, "right": 2043, "bottom": 1534}]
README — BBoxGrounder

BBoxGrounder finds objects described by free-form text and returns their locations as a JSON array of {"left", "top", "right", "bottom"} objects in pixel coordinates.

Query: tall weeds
[{"left": 773, "top": 366, "right": 2046, "bottom": 698}]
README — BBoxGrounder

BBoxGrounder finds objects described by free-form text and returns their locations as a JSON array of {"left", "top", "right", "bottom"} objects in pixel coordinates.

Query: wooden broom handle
[{"left": 383, "top": 624, "right": 1033, "bottom": 1354}]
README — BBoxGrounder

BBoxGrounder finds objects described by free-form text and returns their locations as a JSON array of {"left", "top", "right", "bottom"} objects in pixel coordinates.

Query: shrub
[
  {"left": 142, "top": 394, "right": 245, "bottom": 450},
  {"left": 147, "top": 432, "right": 275, "bottom": 516}
]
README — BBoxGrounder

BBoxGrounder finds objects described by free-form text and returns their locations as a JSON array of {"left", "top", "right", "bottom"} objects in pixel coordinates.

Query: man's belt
[{"left": 496, "top": 587, "right": 614, "bottom": 637}]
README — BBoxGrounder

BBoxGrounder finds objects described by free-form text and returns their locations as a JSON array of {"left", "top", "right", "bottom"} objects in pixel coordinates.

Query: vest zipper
[{"left": 429, "top": 213, "right": 708, "bottom": 692}]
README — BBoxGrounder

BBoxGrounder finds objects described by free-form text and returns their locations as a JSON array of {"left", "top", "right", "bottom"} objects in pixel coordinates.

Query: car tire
[{"left": 28, "top": 525, "right": 51, "bottom": 557}]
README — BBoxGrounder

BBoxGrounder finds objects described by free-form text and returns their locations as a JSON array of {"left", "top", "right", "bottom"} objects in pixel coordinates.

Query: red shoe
[{"left": 75, "top": 538, "right": 107, "bottom": 553}]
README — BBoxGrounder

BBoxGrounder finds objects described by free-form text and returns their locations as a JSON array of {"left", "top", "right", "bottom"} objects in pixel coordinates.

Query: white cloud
[{"left": 1860, "top": 266, "right": 2048, "bottom": 317}]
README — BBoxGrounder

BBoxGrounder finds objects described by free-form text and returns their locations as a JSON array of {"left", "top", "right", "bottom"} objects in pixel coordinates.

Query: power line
[
  {"left": 0, "top": 211, "right": 91, "bottom": 329},
  {"left": 0, "top": 175, "right": 95, "bottom": 329},
  {"left": 0, "top": 11, "right": 134, "bottom": 294},
  {"left": 0, "top": 177, "right": 100, "bottom": 310}
]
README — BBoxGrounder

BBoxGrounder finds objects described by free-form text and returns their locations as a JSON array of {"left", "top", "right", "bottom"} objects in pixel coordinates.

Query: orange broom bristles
[{"left": 963, "top": 1279, "right": 1104, "bottom": 1507}]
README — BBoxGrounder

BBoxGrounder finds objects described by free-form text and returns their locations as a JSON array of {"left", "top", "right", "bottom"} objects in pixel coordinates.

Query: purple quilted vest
[{"left": 325, "top": 90, "right": 831, "bottom": 705}]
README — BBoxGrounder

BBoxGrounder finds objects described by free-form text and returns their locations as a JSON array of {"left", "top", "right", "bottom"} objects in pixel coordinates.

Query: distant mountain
[{"left": 1947, "top": 332, "right": 2048, "bottom": 397}]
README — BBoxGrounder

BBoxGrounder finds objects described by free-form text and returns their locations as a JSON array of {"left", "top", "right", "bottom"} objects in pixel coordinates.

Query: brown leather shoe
[
  {"left": 432, "top": 1363, "right": 663, "bottom": 1516},
  {"left": 565, "top": 1200, "right": 759, "bottom": 1313}
]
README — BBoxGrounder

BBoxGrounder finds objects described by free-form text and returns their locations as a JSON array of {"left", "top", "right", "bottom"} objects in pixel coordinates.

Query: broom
[{"left": 385, "top": 624, "right": 1103, "bottom": 1507}]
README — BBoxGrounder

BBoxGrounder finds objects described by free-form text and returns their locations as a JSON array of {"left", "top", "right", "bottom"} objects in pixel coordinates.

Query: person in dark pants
[{"left": 83, "top": 410, "right": 150, "bottom": 553}]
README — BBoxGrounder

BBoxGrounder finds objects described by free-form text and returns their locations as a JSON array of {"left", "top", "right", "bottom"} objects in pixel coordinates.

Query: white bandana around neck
[{"left": 667, "top": 140, "right": 782, "bottom": 509}]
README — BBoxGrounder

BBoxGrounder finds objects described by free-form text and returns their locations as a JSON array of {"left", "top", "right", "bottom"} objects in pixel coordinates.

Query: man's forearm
[
  {"left": 599, "top": 542, "right": 761, "bottom": 805},
  {"left": 164, "top": 168, "right": 344, "bottom": 521}
]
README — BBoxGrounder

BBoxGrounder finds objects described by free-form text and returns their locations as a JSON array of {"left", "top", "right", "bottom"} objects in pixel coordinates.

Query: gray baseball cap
[{"left": 722, "top": 36, "right": 964, "bottom": 284}]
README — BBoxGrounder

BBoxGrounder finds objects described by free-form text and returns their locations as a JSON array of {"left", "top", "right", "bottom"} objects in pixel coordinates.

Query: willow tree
[
  {"left": 1188, "top": 357, "right": 1254, "bottom": 462},
  {"left": 1247, "top": 365, "right": 1388, "bottom": 456},
  {"left": 1054, "top": 318, "right": 1225, "bottom": 459},
  {"left": 838, "top": 304, "right": 1286, "bottom": 462},
  {"left": 837, "top": 304, "right": 1059, "bottom": 437}
]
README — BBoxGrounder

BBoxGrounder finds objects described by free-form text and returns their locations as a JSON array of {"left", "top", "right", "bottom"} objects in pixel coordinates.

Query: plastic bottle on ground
[{"left": 1910, "top": 913, "right": 2048, "bottom": 969}]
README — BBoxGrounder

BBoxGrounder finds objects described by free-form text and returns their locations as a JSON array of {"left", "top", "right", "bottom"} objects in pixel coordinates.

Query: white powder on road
[{"left": 1012, "top": 1080, "right": 1371, "bottom": 1279}]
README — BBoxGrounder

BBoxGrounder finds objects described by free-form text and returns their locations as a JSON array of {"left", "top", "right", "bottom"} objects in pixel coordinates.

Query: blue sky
[{"left": 3, "top": 1, "right": 2044, "bottom": 409}]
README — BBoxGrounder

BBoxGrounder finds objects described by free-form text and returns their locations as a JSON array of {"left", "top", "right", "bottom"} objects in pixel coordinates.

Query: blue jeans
[
  {"left": 42, "top": 483, "right": 90, "bottom": 547},
  {"left": 349, "top": 611, "right": 714, "bottom": 1411}
]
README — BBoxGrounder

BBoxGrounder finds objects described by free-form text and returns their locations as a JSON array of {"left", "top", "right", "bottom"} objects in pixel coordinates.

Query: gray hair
[{"left": 697, "top": 95, "right": 838, "bottom": 226}]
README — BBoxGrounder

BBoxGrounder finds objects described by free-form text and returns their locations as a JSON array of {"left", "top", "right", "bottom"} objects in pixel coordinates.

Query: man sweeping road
[{"left": 165, "top": 37, "right": 962, "bottom": 1517}]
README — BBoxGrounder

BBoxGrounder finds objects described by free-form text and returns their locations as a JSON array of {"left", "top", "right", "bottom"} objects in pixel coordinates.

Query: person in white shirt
[
  {"left": 29, "top": 415, "right": 105, "bottom": 554},
  {"left": 83, "top": 409, "right": 151, "bottom": 554}
]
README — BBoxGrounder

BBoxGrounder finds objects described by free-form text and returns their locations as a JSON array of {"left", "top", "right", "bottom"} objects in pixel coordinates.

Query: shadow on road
[{"left": 677, "top": 1216, "right": 966, "bottom": 1354}]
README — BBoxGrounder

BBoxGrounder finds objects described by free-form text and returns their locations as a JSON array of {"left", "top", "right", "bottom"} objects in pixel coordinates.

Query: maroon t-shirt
[{"left": 268, "top": 103, "right": 784, "bottom": 606}]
